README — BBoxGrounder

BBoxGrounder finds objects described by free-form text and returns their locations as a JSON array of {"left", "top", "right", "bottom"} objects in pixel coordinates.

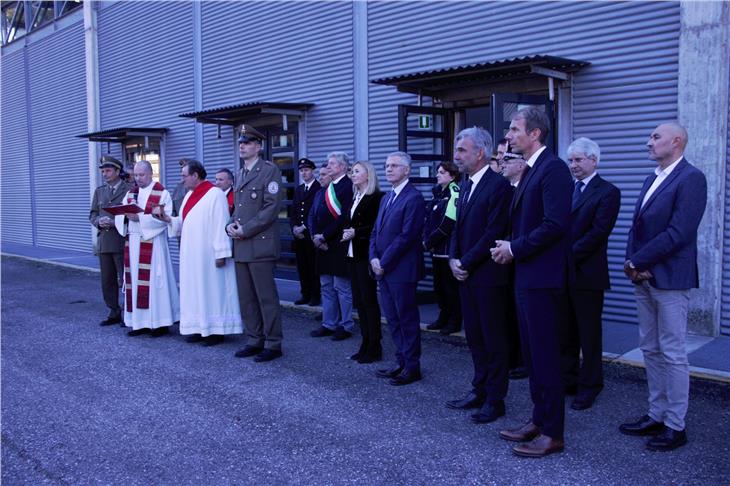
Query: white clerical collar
[
  {"left": 469, "top": 164, "right": 489, "bottom": 187},
  {"left": 655, "top": 156, "right": 683, "bottom": 177},
  {"left": 525, "top": 145, "right": 547, "bottom": 168},
  {"left": 332, "top": 173, "right": 347, "bottom": 185},
  {"left": 391, "top": 178, "right": 409, "bottom": 195}
]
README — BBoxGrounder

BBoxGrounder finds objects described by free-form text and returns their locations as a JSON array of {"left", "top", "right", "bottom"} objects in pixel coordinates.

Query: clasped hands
[
  {"left": 292, "top": 225, "right": 307, "bottom": 240},
  {"left": 226, "top": 221, "right": 245, "bottom": 240},
  {"left": 340, "top": 227, "right": 355, "bottom": 242},
  {"left": 370, "top": 258, "right": 384, "bottom": 277},
  {"left": 312, "top": 234, "right": 329, "bottom": 251},
  {"left": 624, "top": 260, "right": 653, "bottom": 284}
]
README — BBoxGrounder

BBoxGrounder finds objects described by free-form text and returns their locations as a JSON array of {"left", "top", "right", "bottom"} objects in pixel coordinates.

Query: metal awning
[
  {"left": 371, "top": 55, "right": 589, "bottom": 96},
  {"left": 179, "top": 101, "right": 314, "bottom": 126},
  {"left": 76, "top": 127, "right": 167, "bottom": 143}
]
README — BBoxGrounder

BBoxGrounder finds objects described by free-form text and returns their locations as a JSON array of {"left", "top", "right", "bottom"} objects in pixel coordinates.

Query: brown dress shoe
[
  {"left": 512, "top": 434, "right": 565, "bottom": 458},
  {"left": 499, "top": 421, "right": 540, "bottom": 442}
]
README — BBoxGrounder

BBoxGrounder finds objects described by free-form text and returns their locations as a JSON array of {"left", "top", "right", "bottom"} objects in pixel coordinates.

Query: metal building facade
[{"left": 1, "top": 1, "right": 727, "bottom": 335}]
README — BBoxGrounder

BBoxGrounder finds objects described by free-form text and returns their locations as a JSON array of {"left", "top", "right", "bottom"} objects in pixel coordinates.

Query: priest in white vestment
[
  {"left": 114, "top": 161, "right": 180, "bottom": 337},
  {"left": 158, "top": 160, "right": 242, "bottom": 346}
]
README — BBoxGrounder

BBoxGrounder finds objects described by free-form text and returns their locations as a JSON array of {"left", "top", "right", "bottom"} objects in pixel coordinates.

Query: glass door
[{"left": 491, "top": 93, "right": 555, "bottom": 152}]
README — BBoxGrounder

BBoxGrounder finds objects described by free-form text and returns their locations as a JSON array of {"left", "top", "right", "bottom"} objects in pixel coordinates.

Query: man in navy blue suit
[
  {"left": 619, "top": 123, "right": 707, "bottom": 452},
  {"left": 562, "top": 137, "right": 621, "bottom": 411},
  {"left": 490, "top": 107, "right": 573, "bottom": 457},
  {"left": 370, "top": 151, "right": 425, "bottom": 386},
  {"left": 445, "top": 127, "right": 513, "bottom": 424}
]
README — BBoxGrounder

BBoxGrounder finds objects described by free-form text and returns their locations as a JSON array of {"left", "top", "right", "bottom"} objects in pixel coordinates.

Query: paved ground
[{"left": 2, "top": 257, "right": 728, "bottom": 485}]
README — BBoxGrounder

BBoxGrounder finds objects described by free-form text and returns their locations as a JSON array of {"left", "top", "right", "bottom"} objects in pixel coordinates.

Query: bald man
[{"left": 619, "top": 122, "right": 707, "bottom": 452}]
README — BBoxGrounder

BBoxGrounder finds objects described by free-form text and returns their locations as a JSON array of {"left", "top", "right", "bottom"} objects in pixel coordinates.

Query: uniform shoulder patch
[{"left": 267, "top": 181, "right": 279, "bottom": 194}]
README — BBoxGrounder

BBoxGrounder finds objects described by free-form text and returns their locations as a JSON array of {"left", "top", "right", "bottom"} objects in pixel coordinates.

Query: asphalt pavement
[{"left": 2, "top": 256, "right": 728, "bottom": 485}]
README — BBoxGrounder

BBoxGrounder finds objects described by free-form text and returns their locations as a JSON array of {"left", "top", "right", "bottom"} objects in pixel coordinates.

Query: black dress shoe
[
  {"left": 358, "top": 352, "right": 382, "bottom": 364},
  {"left": 646, "top": 426, "right": 687, "bottom": 451},
  {"left": 310, "top": 326, "right": 335, "bottom": 337},
  {"left": 389, "top": 369, "right": 422, "bottom": 386},
  {"left": 331, "top": 329, "right": 352, "bottom": 341},
  {"left": 185, "top": 334, "right": 203, "bottom": 343},
  {"left": 150, "top": 327, "right": 169, "bottom": 337},
  {"left": 254, "top": 349, "right": 283, "bottom": 362},
  {"left": 446, "top": 391, "right": 486, "bottom": 410},
  {"left": 471, "top": 401, "right": 506, "bottom": 423},
  {"left": 439, "top": 324, "right": 461, "bottom": 335},
  {"left": 127, "top": 328, "right": 150, "bottom": 337},
  {"left": 426, "top": 320, "right": 446, "bottom": 331},
  {"left": 294, "top": 297, "right": 309, "bottom": 305},
  {"left": 203, "top": 335, "right": 224, "bottom": 346},
  {"left": 571, "top": 394, "right": 596, "bottom": 411},
  {"left": 308, "top": 298, "right": 321, "bottom": 306},
  {"left": 235, "top": 345, "right": 263, "bottom": 358},
  {"left": 619, "top": 415, "right": 664, "bottom": 436},
  {"left": 375, "top": 366, "right": 403, "bottom": 379},
  {"left": 509, "top": 366, "right": 529, "bottom": 380},
  {"left": 350, "top": 351, "right": 364, "bottom": 361},
  {"left": 100, "top": 316, "right": 122, "bottom": 326}
]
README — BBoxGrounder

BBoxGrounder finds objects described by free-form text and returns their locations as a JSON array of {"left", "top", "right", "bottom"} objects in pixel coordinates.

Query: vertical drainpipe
[
  {"left": 23, "top": 49, "right": 38, "bottom": 246},
  {"left": 353, "top": 0, "right": 368, "bottom": 161},
  {"left": 83, "top": 1, "right": 101, "bottom": 252},
  {"left": 192, "top": 1, "right": 203, "bottom": 161}
]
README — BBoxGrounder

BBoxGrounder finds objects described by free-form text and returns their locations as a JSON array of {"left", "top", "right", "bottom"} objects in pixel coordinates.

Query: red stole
[
  {"left": 226, "top": 189, "right": 234, "bottom": 215},
  {"left": 182, "top": 181, "right": 215, "bottom": 221},
  {"left": 124, "top": 181, "right": 165, "bottom": 310}
]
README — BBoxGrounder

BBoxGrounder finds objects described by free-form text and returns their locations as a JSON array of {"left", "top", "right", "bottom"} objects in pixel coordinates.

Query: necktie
[
  {"left": 572, "top": 180, "right": 584, "bottom": 209},
  {"left": 461, "top": 178, "right": 473, "bottom": 207}
]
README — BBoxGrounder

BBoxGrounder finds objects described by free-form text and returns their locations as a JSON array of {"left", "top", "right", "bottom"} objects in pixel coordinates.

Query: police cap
[
  {"left": 297, "top": 158, "right": 316, "bottom": 170},
  {"left": 99, "top": 155, "right": 122, "bottom": 171}
]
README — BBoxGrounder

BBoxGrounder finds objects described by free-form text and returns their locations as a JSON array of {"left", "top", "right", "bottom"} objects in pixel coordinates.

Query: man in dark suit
[
  {"left": 89, "top": 155, "right": 130, "bottom": 326},
  {"left": 491, "top": 107, "right": 573, "bottom": 457},
  {"left": 446, "top": 127, "right": 513, "bottom": 424},
  {"left": 370, "top": 151, "right": 425, "bottom": 386},
  {"left": 562, "top": 137, "right": 621, "bottom": 411},
  {"left": 310, "top": 152, "right": 354, "bottom": 340},
  {"left": 290, "top": 158, "right": 321, "bottom": 306},
  {"left": 619, "top": 123, "right": 707, "bottom": 452}
]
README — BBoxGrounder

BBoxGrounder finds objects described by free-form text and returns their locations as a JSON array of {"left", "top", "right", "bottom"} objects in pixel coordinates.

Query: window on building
[
  {"left": 2, "top": 1, "right": 26, "bottom": 44},
  {"left": 127, "top": 137, "right": 163, "bottom": 183},
  {"left": 30, "top": 1, "right": 54, "bottom": 30},
  {"left": 1, "top": 0, "right": 83, "bottom": 45}
]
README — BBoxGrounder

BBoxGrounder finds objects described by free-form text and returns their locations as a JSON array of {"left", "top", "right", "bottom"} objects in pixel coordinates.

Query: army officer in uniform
[
  {"left": 89, "top": 155, "right": 130, "bottom": 326},
  {"left": 226, "top": 125, "right": 285, "bottom": 362}
]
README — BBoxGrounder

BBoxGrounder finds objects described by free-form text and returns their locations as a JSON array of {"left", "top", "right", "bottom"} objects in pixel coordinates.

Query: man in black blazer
[
  {"left": 446, "top": 127, "right": 513, "bottom": 424},
  {"left": 290, "top": 158, "right": 321, "bottom": 306},
  {"left": 562, "top": 138, "right": 621, "bottom": 411},
  {"left": 619, "top": 123, "right": 707, "bottom": 452},
  {"left": 310, "top": 152, "right": 354, "bottom": 340},
  {"left": 491, "top": 107, "right": 573, "bottom": 458}
]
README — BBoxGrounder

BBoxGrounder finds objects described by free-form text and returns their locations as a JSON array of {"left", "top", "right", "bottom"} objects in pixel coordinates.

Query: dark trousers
[
  {"left": 293, "top": 237, "right": 320, "bottom": 301},
  {"left": 515, "top": 288, "right": 566, "bottom": 440},
  {"left": 560, "top": 288, "right": 605, "bottom": 396},
  {"left": 432, "top": 257, "right": 462, "bottom": 327},
  {"left": 348, "top": 258, "right": 382, "bottom": 357},
  {"left": 460, "top": 283, "right": 509, "bottom": 404},
  {"left": 235, "top": 261, "right": 282, "bottom": 351},
  {"left": 378, "top": 279, "right": 421, "bottom": 373},
  {"left": 506, "top": 284, "right": 524, "bottom": 370},
  {"left": 99, "top": 252, "right": 124, "bottom": 318}
]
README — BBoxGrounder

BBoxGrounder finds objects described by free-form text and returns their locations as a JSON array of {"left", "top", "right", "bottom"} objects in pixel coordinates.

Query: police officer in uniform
[
  {"left": 290, "top": 157, "right": 321, "bottom": 306},
  {"left": 226, "top": 125, "right": 285, "bottom": 362},
  {"left": 89, "top": 155, "right": 131, "bottom": 326}
]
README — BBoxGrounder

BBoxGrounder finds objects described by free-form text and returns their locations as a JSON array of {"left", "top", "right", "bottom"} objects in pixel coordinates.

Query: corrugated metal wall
[
  {"left": 722, "top": 66, "right": 730, "bottom": 336},
  {"left": 199, "top": 1, "right": 355, "bottom": 168},
  {"left": 26, "top": 21, "right": 90, "bottom": 251},
  {"left": 1, "top": 50, "right": 34, "bottom": 245},
  {"left": 368, "top": 0, "right": 681, "bottom": 326},
  {"left": 98, "top": 1, "right": 196, "bottom": 263}
]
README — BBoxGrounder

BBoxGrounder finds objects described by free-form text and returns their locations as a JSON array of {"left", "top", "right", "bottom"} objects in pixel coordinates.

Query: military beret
[
  {"left": 238, "top": 124, "right": 265, "bottom": 143},
  {"left": 99, "top": 155, "right": 122, "bottom": 171},
  {"left": 298, "top": 158, "right": 316, "bottom": 170}
]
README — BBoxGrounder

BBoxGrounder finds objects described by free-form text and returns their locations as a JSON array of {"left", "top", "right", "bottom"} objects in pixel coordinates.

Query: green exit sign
[{"left": 418, "top": 115, "right": 432, "bottom": 130}]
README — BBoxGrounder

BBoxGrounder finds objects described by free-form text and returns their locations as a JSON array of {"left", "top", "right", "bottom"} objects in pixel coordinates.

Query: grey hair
[
  {"left": 327, "top": 151, "right": 350, "bottom": 169},
  {"left": 455, "top": 126, "right": 493, "bottom": 160},
  {"left": 387, "top": 151, "right": 412, "bottom": 168},
  {"left": 352, "top": 161, "right": 380, "bottom": 195},
  {"left": 567, "top": 137, "right": 601, "bottom": 164},
  {"left": 135, "top": 160, "right": 153, "bottom": 174}
]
